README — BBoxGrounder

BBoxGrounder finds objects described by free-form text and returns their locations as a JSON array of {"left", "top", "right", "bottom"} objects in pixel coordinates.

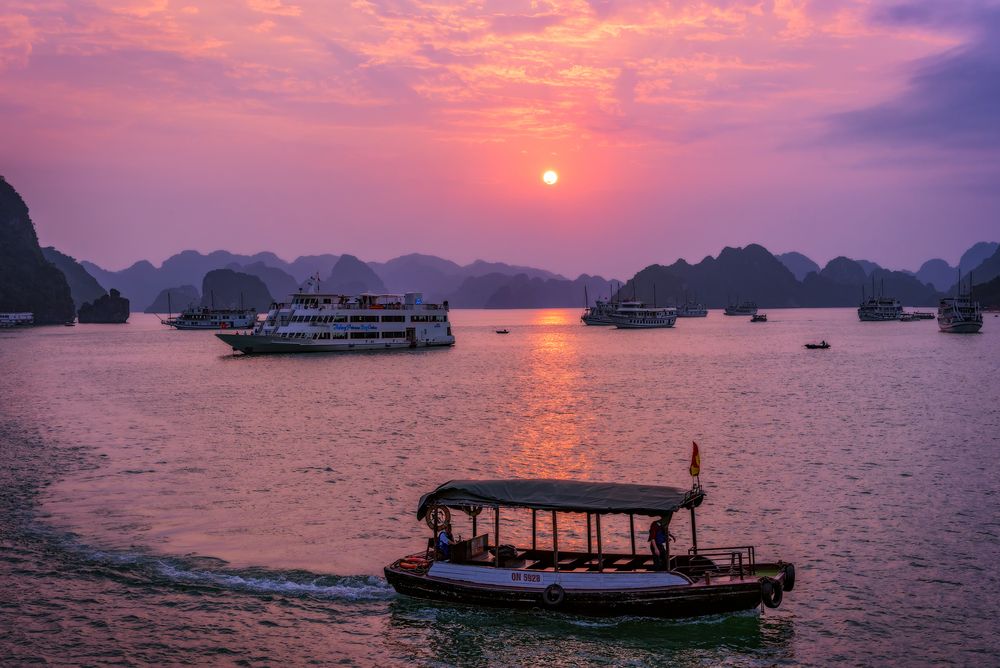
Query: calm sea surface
[{"left": 2, "top": 309, "right": 999, "bottom": 666}]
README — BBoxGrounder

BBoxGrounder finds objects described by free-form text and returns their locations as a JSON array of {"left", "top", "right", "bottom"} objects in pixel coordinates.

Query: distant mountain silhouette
[
  {"left": 80, "top": 258, "right": 161, "bottom": 315},
  {"left": 201, "top": 269, "right": 272, "bottom": 311},
  {"left": 41, "top": 246, "right": 107, "bottom": 310},
  {"left": 776, "top": 252, "right": 820, "bottom": 281},
  {"left": 226, "top": 261, "right": 298, "bottom": 301},
  {"left": 78, "top": 288, "right": 129, "bottom": 323},
  {"left": 368, "top": 253, "right": 568, "bottom": 303},
  {"left": 286, "top": 254, "right": 340, "bottom": 282},
  {"left": 77, "top": 241, "right": 998, "bottom": 311},
  {"left": 325, "top": 254, "right": 386, "bottom": 294},
  {"left": 973, "top": 274, "right": 1000, "bottom": 309},
  {"left": 144, "top": 285, "right": 200, "bottom": 313},
  {"left": 854, "top": 259, "right": 883, "bottom": 276},
  {"left": 960, "top": 242, "right": 999, "bottom": 273},
  {"left": 914, "top": 258, "right": 956, "bottom": 291},
  {"left": 953, "top": 246, "right": 1000, "bottom": 294},
  {"left": 620, "top": 245, "right": 940, "bottom": 308},
  {"left": 368, "top": 253, "right": 463, "bottom": 302},
  {"left": 0, "top": 176, "right": 74, "bottom": 324},
  {"left": 819, "top": 256, "right": 867, "bottom": 286},
  {"left": 620, "top": 244, "right": 803, "bottom": 308},
  {"left": 446, "top": 273, "right": 615, "bottom": 308}
]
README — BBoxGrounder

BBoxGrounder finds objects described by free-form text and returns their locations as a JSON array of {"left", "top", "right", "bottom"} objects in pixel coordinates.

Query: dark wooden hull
[{"left": 384, "top": 565, "right": 765, "bottom": 618}]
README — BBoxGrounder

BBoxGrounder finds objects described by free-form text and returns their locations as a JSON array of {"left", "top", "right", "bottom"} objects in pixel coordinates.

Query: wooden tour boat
[{"left": 385, "top": 468, "right": 795, "bottom": 618}]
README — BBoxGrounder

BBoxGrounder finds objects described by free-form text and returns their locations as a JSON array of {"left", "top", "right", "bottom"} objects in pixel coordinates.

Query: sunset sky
[{"left": 2, "top": 0, "right": 998, "bottom": 278}]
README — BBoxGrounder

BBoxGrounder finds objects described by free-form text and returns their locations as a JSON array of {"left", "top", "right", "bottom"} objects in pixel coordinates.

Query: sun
[{"left": 542, "top": 170, "right": 558, "bottom": 186}]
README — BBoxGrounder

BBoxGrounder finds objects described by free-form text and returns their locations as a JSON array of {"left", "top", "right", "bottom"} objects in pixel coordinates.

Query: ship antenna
[{"left": 584, "top": 284, "right": 589, "bottom": 308}]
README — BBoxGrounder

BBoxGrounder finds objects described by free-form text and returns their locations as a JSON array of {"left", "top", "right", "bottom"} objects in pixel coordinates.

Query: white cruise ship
[
  {"left": 216, "top": 278, "right": 454, "bottom": 354},
  {"left": 610, "top": 301, "right": 677, "bottom": 329},
  {"left": 938, "top": 294, "right": 982, "bottom": 333},
  {"left": 676, "top": 300, "right": 708, "bottom": 317},
  {"left": 0, "top": 312, "right": 33, "bottom": 327},
  {"left": 581, "top": 298, "right": 615, "bottom": 325},
  {"left": 857, "top": 296, "right": 902, "bottom": 321},
  {"left": 724, "top": 300, "right": 758, "bottom": 316},
  {"left": 162, "top": 307, "right": 257, "bottom": 330}
]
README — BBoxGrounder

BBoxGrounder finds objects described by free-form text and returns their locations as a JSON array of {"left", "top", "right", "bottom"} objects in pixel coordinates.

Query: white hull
[
  {"left": 937, "top": 319, "right": 982, "bottom": 333},
  {"left": 613, "top": 318, "right": 676, "bottom": 329},
  {"left": 858, "top": 313, "right": 901, "bottom": 321},
  {"left": 427, "top": 562, "right": 689, "bottom": 591},
  {"left": 219, "top": 283, "right": 455, "bottom": 354}
]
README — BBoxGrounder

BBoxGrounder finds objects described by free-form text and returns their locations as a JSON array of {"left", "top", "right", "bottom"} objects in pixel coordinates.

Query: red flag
[{"left": 689, "top": 441, "right": 701, "bottom": 477}]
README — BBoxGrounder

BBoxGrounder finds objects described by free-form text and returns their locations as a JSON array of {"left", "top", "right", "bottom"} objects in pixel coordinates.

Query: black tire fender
[
  {"left": 761, "top": 577, "right": 783, "bottom": 608},
  {"left": 541, "top": 584, "right": 566, "bottom": 608},
  {"left": 782, "top": 564, "right": 796, "bottom": 592}
]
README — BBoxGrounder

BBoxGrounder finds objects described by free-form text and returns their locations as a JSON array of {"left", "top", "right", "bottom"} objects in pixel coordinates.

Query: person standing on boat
[
  {"left": 436, "top": 524, "right": 453, "bottom": 561},
  {"left": 648, "top": 515, "right": 675, "bottom": 570}
]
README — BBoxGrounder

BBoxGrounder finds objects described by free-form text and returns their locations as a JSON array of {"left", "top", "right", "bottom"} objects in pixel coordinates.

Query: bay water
[{"left": 2, "top": 309, "right": 998, "bottom": 666}]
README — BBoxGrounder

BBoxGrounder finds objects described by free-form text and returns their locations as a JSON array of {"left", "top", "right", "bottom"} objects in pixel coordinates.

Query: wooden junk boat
[{"left": 385, "top": 478, "right": 795, "bottom": 618}]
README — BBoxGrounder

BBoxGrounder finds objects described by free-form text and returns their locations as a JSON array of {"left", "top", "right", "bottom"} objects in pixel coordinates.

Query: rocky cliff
[
  {"left": 201, "top": 269, "right": 272, "bottom": 311},
  {"left": 41, "top": 246, "right": 107, "bottom": 310},
  {"left": 144, "top": 285, "right": 200, "bottom": 313},
  {"left": 78, "top": 288, "right": 130, "bottom": 323},
  {"left": 0, "top": 177, "right": 75, "bottom": 324},
  {"left": 325, "top": 254, "right": 386, "bottom": 294}
]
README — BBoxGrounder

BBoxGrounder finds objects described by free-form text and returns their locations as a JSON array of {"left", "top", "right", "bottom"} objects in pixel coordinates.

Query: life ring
[
  {"left": 541, "top": 584, "right": 566, "bottom": 608},
  {"left": 760, "top": 577, "right": 783, "bottom": 608},
  {"left": 782, "top": 563, "right": 796, "bottom": 592},
  {"left": 424, "top": 505, "right": 451, "bottom": 530}
]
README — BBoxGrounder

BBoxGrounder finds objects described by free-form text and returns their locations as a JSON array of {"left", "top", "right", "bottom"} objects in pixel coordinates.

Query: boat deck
[{"left": 448, "top": 547, "right": 756, "bottom": 581}]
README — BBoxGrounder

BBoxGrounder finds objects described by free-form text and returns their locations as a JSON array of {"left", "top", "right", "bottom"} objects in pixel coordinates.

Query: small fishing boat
[
  {"left": 495, "top": 329, "right": 510, "bottom": 334},
  {"left": 900, "top": 313, "right": 916, "bottom": 322},
  {"left": 751, "top": 314, "right": 767, "bottom": 323},
  {"left": 385, "top": 455, "right": 795, "bottom": 618},
  {"left": 910, "top": 311, "right": 934, "bottom": 320},
  {"left": 804, "top": 341, "right": 830, "bottom": 349}
]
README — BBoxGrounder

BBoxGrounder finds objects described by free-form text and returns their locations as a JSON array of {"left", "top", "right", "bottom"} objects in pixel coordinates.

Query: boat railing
[{"left": 688, "top": 545, "right": 756, "bottom": 577}]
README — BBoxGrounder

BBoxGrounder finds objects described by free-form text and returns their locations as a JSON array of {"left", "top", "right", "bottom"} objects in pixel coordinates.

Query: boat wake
[{"left": 68, "top": 544, "right": 397, "bottom": 602}]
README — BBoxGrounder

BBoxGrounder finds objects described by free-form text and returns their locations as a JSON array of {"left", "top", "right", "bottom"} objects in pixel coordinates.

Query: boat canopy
[{"left": 417, "top": 479, "right": 704, "bottom": 519}]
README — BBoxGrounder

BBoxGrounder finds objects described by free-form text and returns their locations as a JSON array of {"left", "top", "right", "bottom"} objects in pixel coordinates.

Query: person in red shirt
[{"left": 648, "top": 515, "right": 676, "bottom": 570}]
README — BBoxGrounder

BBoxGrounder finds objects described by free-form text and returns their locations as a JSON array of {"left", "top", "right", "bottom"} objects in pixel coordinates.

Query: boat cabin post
[
  {"left": 596, "top": 514, "right": 604, "bottom": 571},
  {"left": 586, "top": 514, "right": 592, "bottom": 553},
  {"left": 690, "top": 505, "right": 698, "bottom": 553},
  {"left": 471, "top": 511, "right": 477, "bottom": 537},
  {"left": 494, "top": 506, "right": 500, "bottom": 567},
  {"left": 552, "top": 511, "right": 559, "bottom": 571},
  {"left": 531, "top": 509, "right": 537, "bottom": 550},
  {"left": 629, "top": 514, "right": 636, "bottom": 554}
]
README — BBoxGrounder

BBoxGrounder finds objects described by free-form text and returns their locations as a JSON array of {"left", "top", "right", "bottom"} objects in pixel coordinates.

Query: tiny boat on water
[
  {"left": 751, "top": 314, "right": 767, "bottom": 323},
  {"left": 804, "top": 341, "right": 830, "bottom": 349},
  {"left": 495, "top": 329, "right": 510, "bottom": 334},
  {"left": 385, "top": 469, "right": 795, "bottom": 618}
]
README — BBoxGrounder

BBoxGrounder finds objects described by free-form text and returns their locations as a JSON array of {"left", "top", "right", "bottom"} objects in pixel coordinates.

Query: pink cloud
[{"left": 1, "top": 0, "right": 996, "bottom": 276}]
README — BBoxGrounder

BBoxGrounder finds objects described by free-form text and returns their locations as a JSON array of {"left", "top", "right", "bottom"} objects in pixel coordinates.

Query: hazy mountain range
[
  {"left": 3, "top": 178, "right": 999, "bottom": 316},
  {"left": 73, "top": 240, "right": 1000, "bottom": 312}
]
